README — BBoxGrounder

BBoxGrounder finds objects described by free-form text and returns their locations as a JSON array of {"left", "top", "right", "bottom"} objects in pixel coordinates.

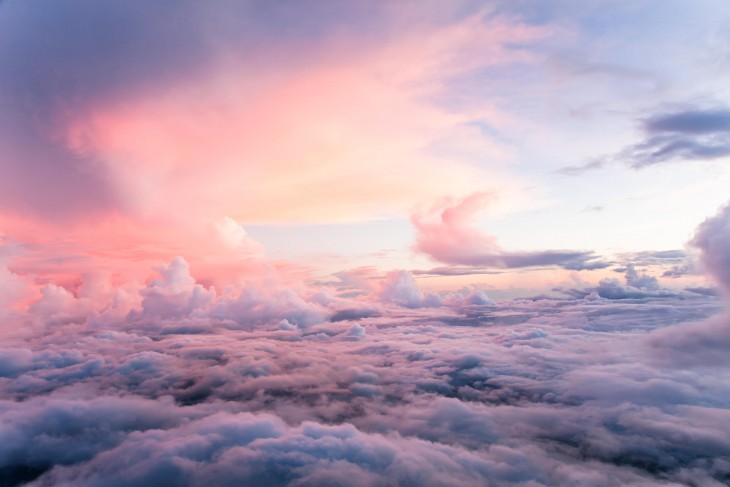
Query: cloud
[
  {"left": 646, "top": 201, "right": 730, "bottom": 367},
  {"left": 412, "top": 193, "right": 610, "bottom": 271},
  {"left": 691, "top": 202, "right": 730, "bottom": 293},
  {"left": 0, "top": 279, "right": 726, "bottom": 485},
  {"left": 136, "top": 257, "right": 215, "bottom": 319},
  {"left": 0, "top": 0, "right": 545, "bottom": 232},
  {"left": 0, "top": 0, "right": 559, "bottom": 292},
  {"left": 0, "top": 249, "right": 727, "bottom": 486},
  {"left": 558, "top": 264, "right": 681, "bottom": 301},
  {"left": 412, "top": 266, "right": 505, "bottom": 277},
  {"left": 376, "top": 271, "right": 426, "bottom": 308},
  {"left": 559, "top": 107, "right": 730, "bottom": 174}
]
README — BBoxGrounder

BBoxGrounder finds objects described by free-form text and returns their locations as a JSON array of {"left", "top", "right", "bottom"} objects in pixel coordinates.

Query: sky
[{"left": 1, "top": 1, "right": 730, "bottom": 486}]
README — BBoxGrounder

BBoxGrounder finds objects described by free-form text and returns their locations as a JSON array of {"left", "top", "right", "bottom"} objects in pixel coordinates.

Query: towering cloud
[
  {"left": 646, "top": 201, "right": 730, "bottom": 366},
  {"left": 692, "top": 202, "right": 730, "bottom": 293}
]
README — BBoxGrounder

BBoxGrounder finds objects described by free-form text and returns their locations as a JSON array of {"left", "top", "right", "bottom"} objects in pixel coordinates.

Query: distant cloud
[
  {"left": 376, "top": 270, "right": 443, "bottom": 308},
  {"left": 557, "top": 264, "right": 678, "bottom": 300},
  {"left": 554, "top": 159, "right": 605, "bottom": 176},
  {"left": 662, "top": 264, "right": 695, "bottom": 278},
  {"left": 412, "top": 266, "right": 505, "bottom": 277},
  {"left": 644, "top": 109, "right": 730, "bottom": 134},
  {"left": 558, "top": 106, "right": 730, "bottom": 174},
  {"left": 412, "top": 193, "right": 610, "bottom": 271},
  {"left": 580, "top": 205, "right": 604, "bottom": 213}
]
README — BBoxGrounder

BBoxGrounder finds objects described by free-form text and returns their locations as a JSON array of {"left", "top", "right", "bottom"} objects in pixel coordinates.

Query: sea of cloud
[
  {"left": 2, "top": 204, "right": 730, "bottom": 486},
  {"left": 0, "top": 270, "right": 727, "bottom": 485}
]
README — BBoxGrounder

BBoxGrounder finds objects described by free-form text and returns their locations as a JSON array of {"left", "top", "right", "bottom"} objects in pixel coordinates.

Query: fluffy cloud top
[{"left": 0, "top": 204, "right": 728, "bottom": 485}]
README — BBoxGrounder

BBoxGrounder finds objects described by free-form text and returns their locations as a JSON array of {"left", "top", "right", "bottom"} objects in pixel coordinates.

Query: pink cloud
[
  {"left": 0, "top": 4, "right": 555, "bottom": 291},
  {"left": 412, "top": 193, "right": 607, "bottom": 270},
  {"left": 412, "top": 192, "right": 501, "bottom": 266}
]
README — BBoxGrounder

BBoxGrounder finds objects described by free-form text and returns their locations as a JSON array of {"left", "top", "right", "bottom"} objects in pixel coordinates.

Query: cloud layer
[{"left": 1, "top": 199, "right": 729, "bottom": 485}]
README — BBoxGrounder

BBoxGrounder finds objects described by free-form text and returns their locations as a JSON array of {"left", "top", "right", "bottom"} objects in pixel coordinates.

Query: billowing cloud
[
  {"left": 557, "top": 264, "right": 681, "bottom": 301},
  {"left": 1, "top": 200, "right": 728, "bottom": 484},
  {"left": 412, "top": 193, "right": 609, "bottom": 270},
  {"left": 691, "top": 202, "right": 730, "bottom": 293},
  {"left": 0, "top": 255, "right": 727, "bottom": 485},
  {"left": 646, "top": 201, "right": 730, "bottom": 366}
]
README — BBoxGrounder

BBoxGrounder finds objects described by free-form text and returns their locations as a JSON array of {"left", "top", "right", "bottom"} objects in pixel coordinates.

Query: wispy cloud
[{"left": 559, "top": 106, "right": 730, "bottom": 174}]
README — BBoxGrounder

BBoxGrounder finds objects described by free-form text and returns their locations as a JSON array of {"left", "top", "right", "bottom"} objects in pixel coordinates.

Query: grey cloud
[
  {"left": 502, "top": 250, "right": 611, "bottom": 270},
  {"left": 412, "top": 266, "right": 505, "bottom": 277},
  {"left": 558, "top": 107, "right": 730, "bottom": 174},
  {"left": 554, "top": 158, "right": 605, "bottom": 176},
  {"left": 629, "top": 108, "right": 730, "bottom": 167},
  {"left": 460, "top": 250, "right": 610, "bottom": 271},
  {"left": 330, "top": 308, "right": 381, "bottom": 322},
  {"left": 684, "top": 286, "right": 719, "bottom": 297},
  {"left": 624, "top": 133, "right": 730, "bottom": 168},
  {"left": 645, "top": 109, "right": 730, "bottom": 134},
  {"left": 662, "top": 264, "right": 695, "bottom": 278}
]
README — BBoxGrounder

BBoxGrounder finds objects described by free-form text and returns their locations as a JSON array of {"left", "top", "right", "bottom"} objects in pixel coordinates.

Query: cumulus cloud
[
  {"left": 136, "top": 257, "right": 215, "bottom": 319},
  {"left": 412, "top": 193, "right": 609, "bottom": 270},
  {"left": 558, "top": 264, "right": 679, "bottom": 301},
  {"left": 1, "top": 203, "right": 727, "bottom": 485},
  {"left": 692, "top": 202, "right": 730, "bottom": 293},
  {"left": 1, "top": 275, "right": 727, "bottom": 486},
  {"left": 646, "top": 202, "right": 730, "bottom": 366}
]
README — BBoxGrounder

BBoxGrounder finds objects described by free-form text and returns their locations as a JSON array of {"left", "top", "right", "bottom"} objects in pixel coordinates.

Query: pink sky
[{"left": 1, "top": 0, "right": 729, "bottom": 300}]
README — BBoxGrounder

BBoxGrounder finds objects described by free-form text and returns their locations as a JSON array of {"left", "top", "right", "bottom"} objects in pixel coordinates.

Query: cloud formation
[
  {"left": 626, "top": 108, "right": 730, "bottom": 168},
  {"left": 646, "top": 202, "right": 730, "bottom": 367},
  {"left": 0, "top": 0, "right": 541, "bottom": 229},
  {"left": 2, "top": 199, "right": 730, "bottom": 485},
  {"left": 0, "top": 267, "right": 726, "bottom": 486},
  {"left": 559, "top": 107, "right": 730, "bottom": 174},
  {"left": 412, "top": 193, "right": 610, "bottom": 271}
]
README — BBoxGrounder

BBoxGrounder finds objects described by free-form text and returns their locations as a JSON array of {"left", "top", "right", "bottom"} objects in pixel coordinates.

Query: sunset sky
[
  {"left": 2, "top": 0, "right": 729, "bottom": 297},
  {"left": 2, "top": 2, "right": 730, "bottom": 486}
]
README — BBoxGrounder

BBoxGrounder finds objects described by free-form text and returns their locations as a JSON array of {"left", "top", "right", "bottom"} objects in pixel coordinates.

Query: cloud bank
[{"left": 1, "top": 202, "right": 729, "bottom": 486}]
